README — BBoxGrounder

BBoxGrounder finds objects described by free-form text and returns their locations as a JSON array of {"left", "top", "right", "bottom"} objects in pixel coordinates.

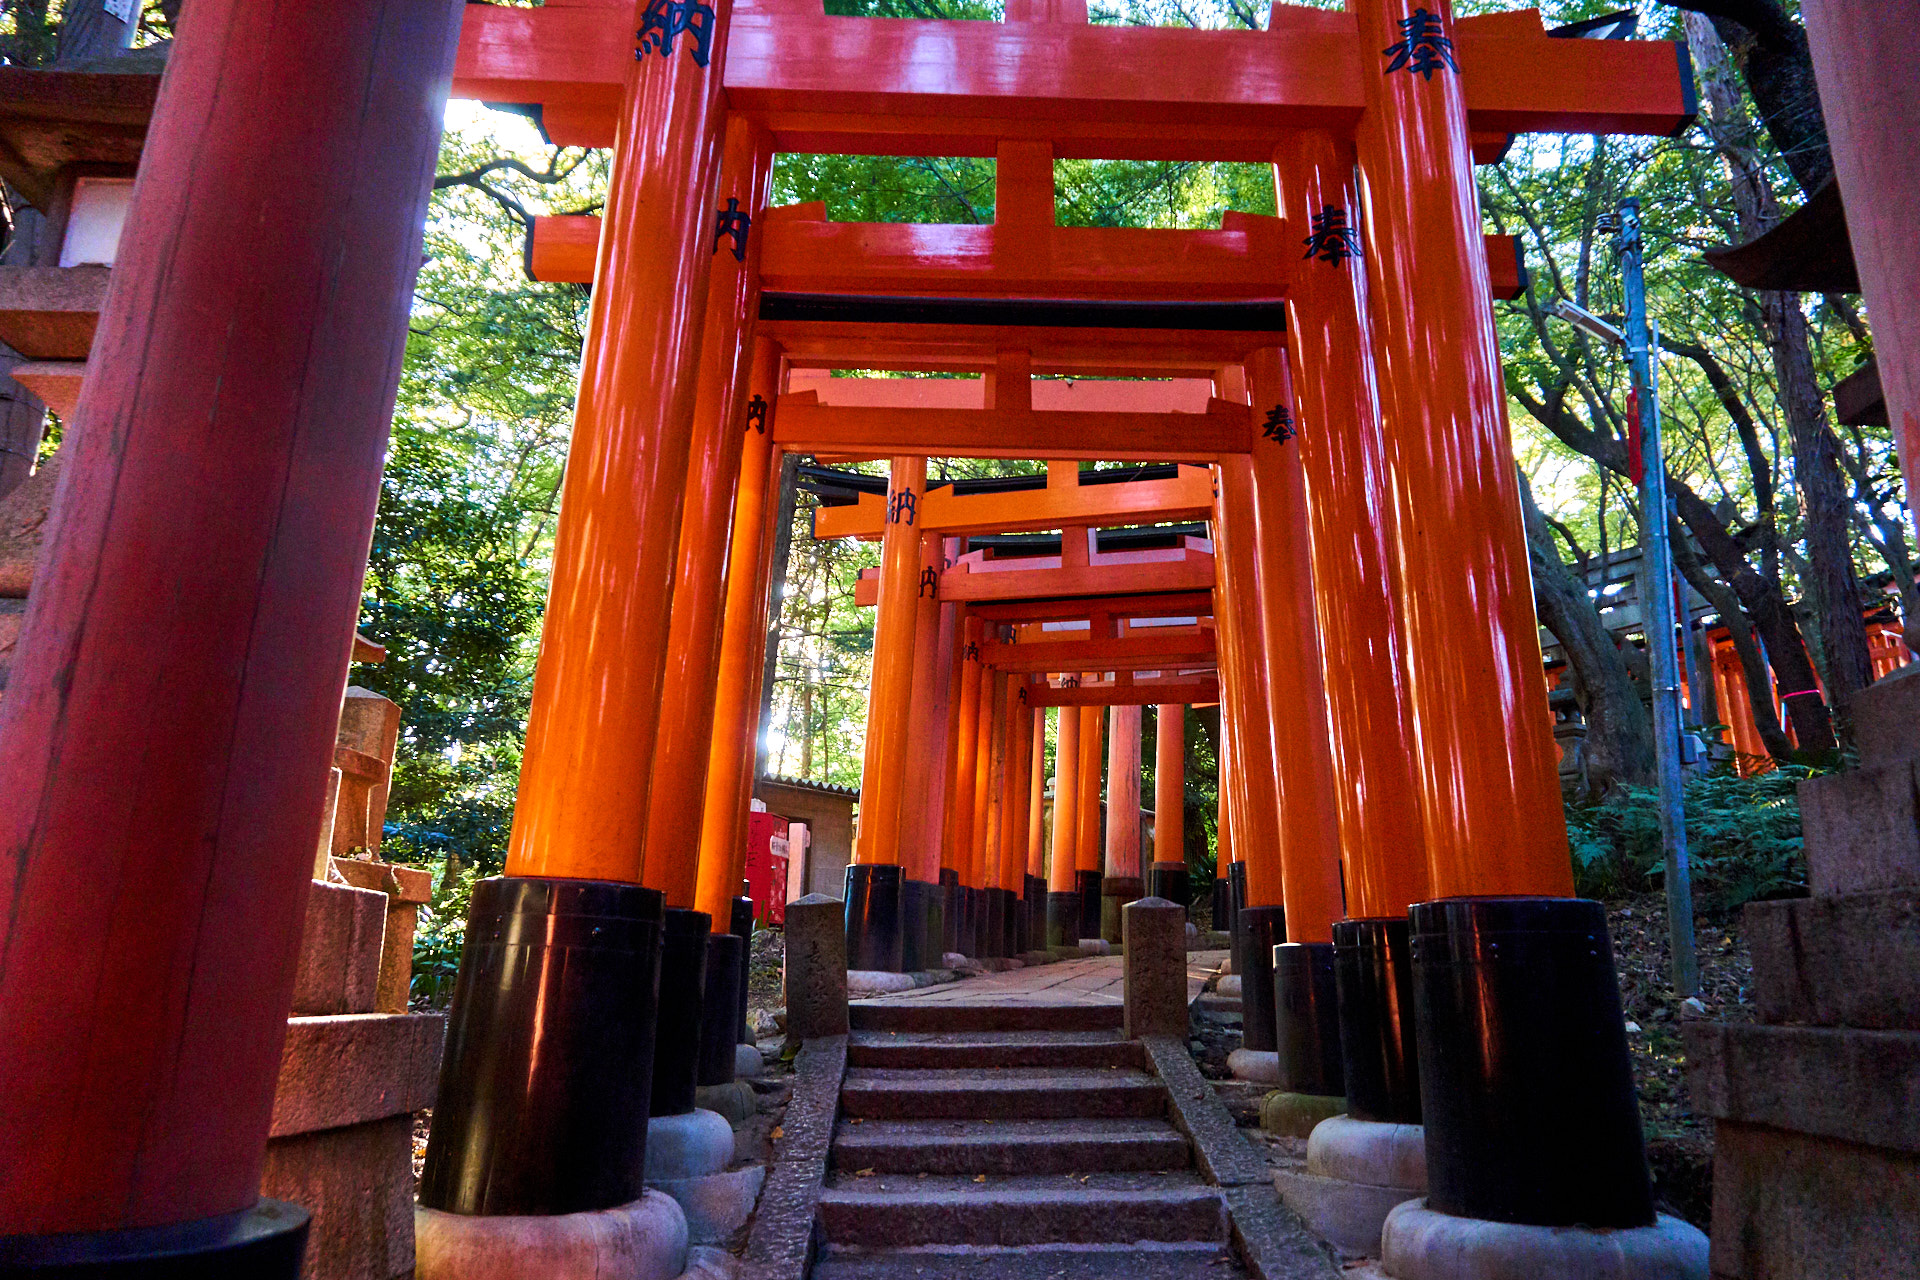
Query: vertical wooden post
[
  {"left": 1046, "top": 700, "right": 1082, "bottom": 946},
  {"left": 1104, "top": 703, "right": 1144, "bottom": 882},
  {"left": 948, "top": 615, "right": 985, "bottom": 887},
  {"left": 505, "top": 0, "right": 744, "bottom": 884},
  {"left": 852, "top": 456, "right": 928, "bottom": 867},
  {"left": 1028, "top": 702, "right": 1049, "bottom": 881},
  {"left": 645, "top": 119, "right": 775, "bottom": 908},
  {"left": 0, "top": 0, "right": 459, "bottom": 1246},
  {"left": 1212, "top": 459, "right": 1286, "bottom": 910},
  {"left": 1154, "top": 704, "right": 1186, "bottom": 866},
  {"left": 899, "top": 531, "right": 951, "bottom": 885}
]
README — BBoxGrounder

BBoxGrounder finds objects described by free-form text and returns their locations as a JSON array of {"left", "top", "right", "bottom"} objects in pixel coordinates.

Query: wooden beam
[
  {"left": 969, "top": 591, "right": 1214, "bottom": 623},
  {"left": 813, "top": 463, "right": 1214, "bottom": 539},
  {"left": 983, "top": 631, "right": 1216, "bottom": 674},
  {"left": 453, "top": 4, "right": 1694, "bottom": 157},
  {"left": 773, "top": 393, "right": 1251, "bottom": 461},
  {"left": 1028, "top": 677, "right": 1220, "bottom": 707}
]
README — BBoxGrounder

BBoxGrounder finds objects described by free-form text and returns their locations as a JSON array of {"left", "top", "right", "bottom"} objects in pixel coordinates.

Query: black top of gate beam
[{"left": 759, "top": 293, "right": 1289, "bottom": 333}]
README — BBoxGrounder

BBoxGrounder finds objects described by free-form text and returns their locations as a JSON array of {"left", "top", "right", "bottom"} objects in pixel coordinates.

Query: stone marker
[
  {"left": 785, "top": 893, "right": 850, "bottom": 1040},
  {"left": 1123, "top": 897, "right": 1187, "bottom": 1039}
]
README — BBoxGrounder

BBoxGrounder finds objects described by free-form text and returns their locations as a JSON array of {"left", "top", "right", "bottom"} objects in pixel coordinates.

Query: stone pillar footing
[
  {"left": 1274, "top": 1116, "right": 1426, "bottom": 1258},
  {"left": 1260, "top": 1091, "right": 1346, "bottom": 1138},
  {"left": 1379, "top": 1200, "right": 1706, "bottom": 1280},
  {"left": 783, "top": 893, "right": 850, "bottom": 1041},
  {"left": 1123, "top": 897, "right": 1187, "bottom": 1038},
  {"left": 0, "top": 1200, "right": 310, "bottom": 1277},
  {"left": 414, "top": 1192, "right": 689, "bottom": 1280}
]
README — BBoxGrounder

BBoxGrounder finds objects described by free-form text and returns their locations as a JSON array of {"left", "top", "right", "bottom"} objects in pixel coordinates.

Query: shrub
[
  {"left": 1565, "top": 765, "right": 1812, "bottom": 911},
  {"left": 411, "top": 862, "right": 480, "bottom": 1008}
]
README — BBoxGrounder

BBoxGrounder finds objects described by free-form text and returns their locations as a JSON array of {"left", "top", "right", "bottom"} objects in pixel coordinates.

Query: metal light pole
[{"left": 1617, "top": 198, "right": 1699, "bottom": 997}]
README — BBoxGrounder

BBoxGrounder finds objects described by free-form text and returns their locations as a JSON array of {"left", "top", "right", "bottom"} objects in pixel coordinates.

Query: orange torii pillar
[
  {"left": 1352, "top": 0, "right": 1647, "bottom": 1236},
  {"left": 0, "top": 0, "right": 457, "bottom": 1264},
  {"left": 935, "top": 569, "right": 968, "bottom": 951},
  {"left": 1245, "top": 346, "right": 1348, "bottom": 1102},
  {"left": 999, "top": 681, "right": 1036, "bottom": 954},
  {"left": 1045, "top": 699, "right": 1083, "bottom": 947},
  {"left": 984, "top": 671, "right": 1026, "bottom": 958},
  {"left": 1213, "top": 454, "right": 1290, "bottom": 1058},
  {"left": 1101, "top": 703, "right": 1145, "bottom": 941},
  {"left": 1026, "top": 702, "right": 1050, "bottom": 946},
  {"left": 947, "top": 614, "right": 985, "bottom": 955},
  {"left": 1275, "top": 130, "right": 1429, "bottom": 1126},
  {"left": 1073, "top": 702, "right": 1107, "bottom": 938},
  {"left": 1149, "top": 704, "right": 1190, "bottom": 911},
  {"left": 897, "top": 530, "right": 954, "bottom": 970},
  {"left": 639, "top": 118, "right": 773, "bottom": 1123},
  {"left": 847, "top": 456, "right": 928, "bottom": 972},
  {"left": 1215, "top": 731, "right": 1238, "bottom": 939},
  {"left": 970, "top": 664, "right": 1005, "bottom": 957}
]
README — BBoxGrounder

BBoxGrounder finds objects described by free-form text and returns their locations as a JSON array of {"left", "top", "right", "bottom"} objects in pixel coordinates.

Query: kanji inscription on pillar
[
  {"left": 1261, "top": 405, "right": 1297, "bottom": 444},
  {"left": 1383, "top": 9, "right": 1458, "bottom": 79},
  {"left": 636, "top": 0, "right": 717, "bottom": 67},
  {"left": 919, "top": 566, "right": 939, "bottom": 597},
  {"left": 714, "top": 197, "right": 751, "bottom": 261},
  {"left": 1302, "top": 207, "right": 1361, "bottom": 265},
  {"left": 745, "top": 393, "right": 768, "bottom": 434},
  {"left": 888, "top": 489, "right": 918, "bottom": 526}
]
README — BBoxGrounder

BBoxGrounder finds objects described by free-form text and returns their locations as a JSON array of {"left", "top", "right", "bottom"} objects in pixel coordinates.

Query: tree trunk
[
  {"left": 1671, "top": 526, "right": 1797, "bottom": 759},
  {"left": 755, "top": 450, "right": 802, "bottom": 778},
  {"left": 1520, "top": 470, "right": 1655, "bottom": 797}
]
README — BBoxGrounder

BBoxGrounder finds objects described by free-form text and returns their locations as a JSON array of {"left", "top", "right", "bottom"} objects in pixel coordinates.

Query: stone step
[
  {"left": 831, "top": 1117, "right": 1191, "bottom": 1175},
  {"left": 849, "top": 1001, "right": 1125, "bottom": 1034},
  {"left": 840, "top": 1068, "right": 1166, "bottom": 1121},
  {"left": 846, "top": 1029, "right": 1146, "bottom": 1070},
  {"left": 812, "top": 1242, "right": 1247, "bottom": 1279},
  {"left": 817, "top": 1174, "right": 1227, "bottom": 1247}
]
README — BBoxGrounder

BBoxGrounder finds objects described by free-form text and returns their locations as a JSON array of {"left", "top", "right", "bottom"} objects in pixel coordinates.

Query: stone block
[
  {"left": 0, "top": 265, "right": 110, "bottom": 360},
  {"left": 291, "top": 879, "right": 386, "bottom": 1016},
  {"left": 645, "top": 1108, "right": 734, "bottom": 1182},
  {"left": 1273, "top": 1167, "right": 1420, "bottom": 1258},
  {"left": 784, "top": 893, "right": 849, "bottom": 1040},
  {"left": 329, "top": 858, "right": 436, "bottom": 1014},
  {"left": 695, "top": 1080, "right": 760, "bottom": 1126},
  {"left": 650, "top": 1165, "right": 766, "bottom": 1246},
  {"left": 261, "top": 1113, "right": 415, "bottom": 1280},
  {"left": 1122, "top": 897, "right": 1187, "bottom": 1040},
  {"left": 1707, "top": 1120, "right": 1920, "bottom": 1280},
  {"left": 1798, "top": 758, "right": 1920, "bottom": 895},
  {"left": 1227, "top": 1048, "right": 1281, "bottom": 1084},
  {"left": 1308, "top": 1116, "right": 1426, "bottom": 1191},
  {"left": 1682, "top": 1021, "right": 1920, "bottom": 1154},
  {"left": 1848, "top": 661, "right": 1920, "bottom": 768},
  {"left": 1261, "top": 1091, "right": 1347, "bottom": 1139},
  {"left": 415, "top": 1191, "right": 688, "bottom": 1280},
  {"left": 1747, "top": 889, "right": 1920, "bottom": 1029},
  {"left": 269, "top": 1013, "right": 444, "bottom": 1138}
]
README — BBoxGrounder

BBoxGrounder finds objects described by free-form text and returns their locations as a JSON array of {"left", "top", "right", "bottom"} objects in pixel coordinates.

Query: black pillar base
[
  {"left": 980, "top": 887, "right": 1006, "bottom": 959},
  {"left": 844, "top": 864, "right": 905, "bottom": 972},
  {"left": 650, "top": 908, "right": 711, "bottom": 1117},
  {"left": 0, "top": 1199, "right": 311, "bottom": 1278},
  {"left": 699, "top": 932, "right": 744, "bottom": 1086},
  {"left": 1076, "top": 869, "right": 1103, "bottom": 939},
  {"left": 1227, "top": 862, "right": 1248, "bottom": 971},
  {"left": 901, "top": 879, "right": 939, "bottom": 972},
  {"left": 1274, "top": 940, "right": 1344, "bottom": 1097},
  {"left": 421, "top": 877, "right": 664, "bottom": 1216},
  {"left": 1411, "top": 896, "right": 1653, "bottom": 1228},
  {"left": 1045, "top": 890, "right": 1081, "bottom": 948},
  {"left": 1237, "top": 904, "right": 1286, "bottom": 1052},
  {"left": 730, "top": 894, "right": 755, "bottom": 1043},
  {"left": 938, "top": 868, "right": 959, "bottom": 955},
  {"left": 1148, "top": 860, "right": 1190, "bottom": 912},
  {"left": 1333, "top": 917, "right": 1420, "bottom": 1124},
  {"left": 1025, "top": 874, "right": 1047, "bottom": 952},
  {"left": 995, "top": 887, "right": 1019, "bottom": 957},
  {"left": 966, "top": 886, "right": 985, "bottom": 958},
  {"left": 1211, "top": 877, "right": 1233, "bottom": 937}
]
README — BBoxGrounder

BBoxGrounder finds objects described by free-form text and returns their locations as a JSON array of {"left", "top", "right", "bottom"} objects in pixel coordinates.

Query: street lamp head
[{"left": 1550, "top": 297, "right": 1625, "bottom": 347}]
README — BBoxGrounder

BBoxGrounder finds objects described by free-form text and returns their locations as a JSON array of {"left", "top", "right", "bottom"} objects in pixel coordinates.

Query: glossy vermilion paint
[
  {"left": 949, "top": 616, "right": 985, "bottom": 887},
  {"left": 1074, "top": 703, "right": 1106, "bottom": 875},
  {"left": 694, "top": 348, "right": 781, "bottom": 924},
  {"left": 505, "top": 0, "right": 738, "bottom": 882},
  {"left": 1104, "top": 704, "right": 1144, "bottom": 880},
  {"left": 1352, "top": 0, "right": 1571, "bottom": 898},
  {"left": 644, "top": 117, "right": 775, "bottom": 908},
  {"left": 0, "top": 0, "right": 461, "bottom": 1233},
  {"left": 1155, "top": 704, "right": 1186, "bottom": 866},
  {"left": 999, "top": 681, "right": 1032, "bottom": 893},
  {"left": 1272, "top": 132, "right": 1430, "bottom": 920},
  {"left": 970, "top": 664, "right": 999, "bottom": 889},
  {"left": 1213, "top": 457, "right": 1287, "bottom": 909},
  {"left": 1048, "top": 703, "right": 1081, "bottom": 894},
  {"left": 898, "top": 531, "right": 953, "bottom": 884},
  {"left": 853, "top": 455, "right": 928, "bottom": 867},
  {"left": 1244, "top": 347, "right": 1345, "bottom": 943},
  {"left": 1028, "top": 706, "right": 1049, "bottom": 879}
]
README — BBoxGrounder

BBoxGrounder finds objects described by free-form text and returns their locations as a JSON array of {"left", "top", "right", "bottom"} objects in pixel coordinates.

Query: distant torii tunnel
[{"left": 0, "top": 0, "right": 1714, "bottom": 1275}]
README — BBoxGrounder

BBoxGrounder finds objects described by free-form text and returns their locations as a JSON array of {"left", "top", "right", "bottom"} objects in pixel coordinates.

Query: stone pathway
[{"left": 802, "top": 949, "right": 1330, "bottom": 1279}]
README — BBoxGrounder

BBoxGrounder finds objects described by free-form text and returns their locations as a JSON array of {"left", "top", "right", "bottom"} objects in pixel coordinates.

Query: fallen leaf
[
  {"left": 769, "top": 1126, "right": 784, "bottom": 1141},
  {"left": 973, "top": 1174, "right": 987, "bottom": 1183},
  {"left": 856, "top": 1167, "right": 877, "bottom": 1178}
]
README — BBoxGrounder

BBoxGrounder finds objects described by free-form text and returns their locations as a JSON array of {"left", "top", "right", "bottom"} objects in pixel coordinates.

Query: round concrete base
[
  {"left": 1076, "top": 939, "right": 1112, "bottom": 955},
  {"left": 846, "top": 970, "right": 919, "bottom": 996},
  {"left": 1380, "top": 1200, "right": 1708, "bottom": 1280},
  {"left": 415, "top": 1191, "right": 688, "bottom": 1280},
  {"left": 1227, "top": 1048, "right": 1282, "bottom": 1084},
  {"left": 1310, "top": 1116, "right": 1426, "bottom": 1191},
  {"left": 1262, "top": 1090, "right": 1348, "bottom": 1138},
  {"left": 1217, "top": 974, "right": 1243, "bottom": 998},
  {"left": 734, "top": 1043, "right": 765, "bottom": 1079},
  {"left": 694, "top": 1080, "right": 759, "bottom": 1125},
  {"left": 1275, "top": 1167, "right": 1422, "bottom": 1258},
  {"left": 676, "top": 1244, "right": 741, "bottom": 1279},
  {"left": 644, "top": 1109, "right": 734, "bottom": 1182},
  {"left": 650, "top": 1166, "right": 767, "bottom": 1247}
]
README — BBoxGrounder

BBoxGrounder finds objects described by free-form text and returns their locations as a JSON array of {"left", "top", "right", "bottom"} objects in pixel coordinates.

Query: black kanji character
[
  {"left": 1063, "top": 676, "right": 1080, "bottom": 689},
  {"left": 1261, "top": 404, "right": 1297, "bottom": 444},
  {"left": 1383, "top": 8, "right": 1458, "bottom": 80},
  {"left": 744, "top": 393, "right": 768, "bottom": 434},
  {"left": 919, "top": 566, "right": 939, "bottom": 598},
  {"left": 714, "top": 197, "right": 751, "bottom": 262},
  {"left": 965, "top": 641, "right": 981, "bottom": 662},
  {"left": 887, "top": 489, "right": 918, "bottom": 526},
  {"left": 1301, "top": 206, "right": 1361, "bottom": 265},
  {"left": 636, "top": 0, "right": 715, "bottom": 68}
]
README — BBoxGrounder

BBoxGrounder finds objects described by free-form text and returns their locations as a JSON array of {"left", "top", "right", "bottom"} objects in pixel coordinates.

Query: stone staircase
[{"left": 811, "top": 1001, "right": 1246, "bottom": 1278}]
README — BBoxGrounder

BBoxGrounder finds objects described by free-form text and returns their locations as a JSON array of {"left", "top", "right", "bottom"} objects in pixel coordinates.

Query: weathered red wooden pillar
[
  {"left": 897, "top": 530, "right": 953, "bottom": 968},
  {"left": 1352, "top": 0, "right": 1649, "bottom": 1235},
  {"left": 1045, "top": 701, "right": 1083, "bottom": 947},
  {"left": 1073, "top": 702, "right": 1106, "bottom": 938},
  {"left": 948, "top": 614, "right": 985, "bottom": 952},
  {"left": 0, "top": 0, "right": 459, "bottom": 1265},
  {"left": 1026, "top": 696, "right": 1049, "bottom": 939},
  {"left": 1149, "top": 703, "right": 1189, "bottom": 909},
  {"left": 1273, "top": 129, "right": 1428, "bottom": 1122},
  {"left": 423, "top": 0, "right": 744, "bottom": 1224}
]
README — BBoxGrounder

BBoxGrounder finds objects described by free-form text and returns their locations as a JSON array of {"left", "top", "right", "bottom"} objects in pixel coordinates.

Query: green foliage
[
  {"left": 1565, "top": 766, "right": 1813, "bottom": 910},
  {"left": 411, "top": 862, "right": 482, "bottom": 1009}
]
